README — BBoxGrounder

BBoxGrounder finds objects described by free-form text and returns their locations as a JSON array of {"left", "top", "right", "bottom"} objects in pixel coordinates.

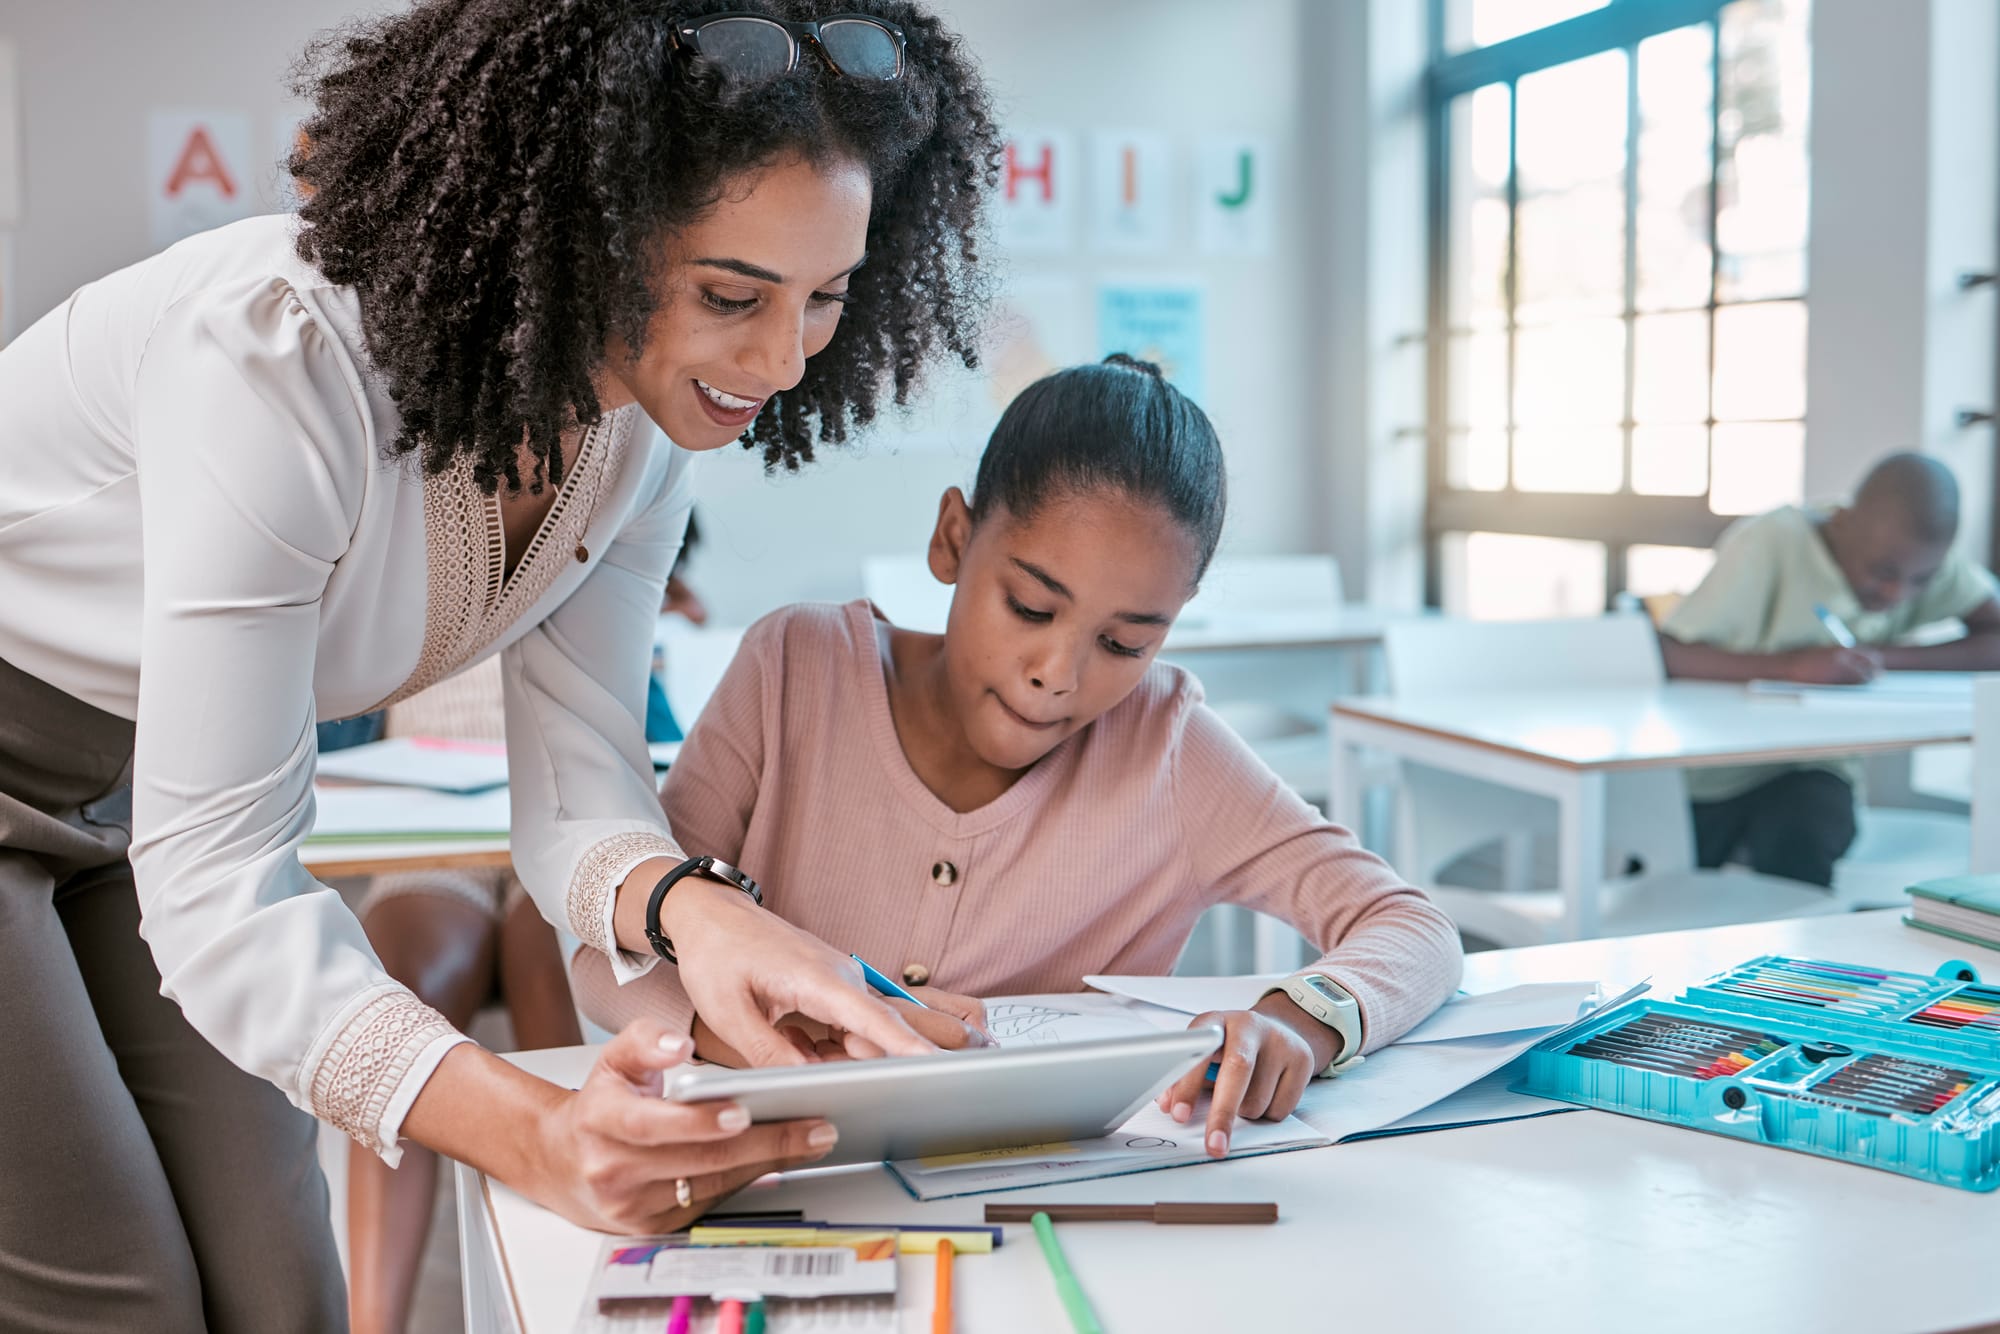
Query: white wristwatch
[{"left": 1263, "top": 973, "right": 1365, "bottom": 1078}]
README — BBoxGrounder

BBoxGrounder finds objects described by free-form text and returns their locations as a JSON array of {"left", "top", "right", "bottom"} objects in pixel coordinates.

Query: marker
[
  {"left": 932, "top": 1237, "right": 955, "bottom": 1334},
  {"left": 1813, "top": 603, "right": 1857, "bottom": 648},
  {"left": 852, "top": 954, "right": 927, "bottom": 1007},
  {"left": 1031, "top": 1212, "right": 1106, "bottom": 1334},
  {"left": 666, "top": 1294, "right": 694, "bottom": 1334}
]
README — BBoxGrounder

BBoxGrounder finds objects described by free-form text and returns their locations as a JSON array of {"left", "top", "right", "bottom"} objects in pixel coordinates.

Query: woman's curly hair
[{"left": 290, "top": 0, "right": 999, "bottom": 492}]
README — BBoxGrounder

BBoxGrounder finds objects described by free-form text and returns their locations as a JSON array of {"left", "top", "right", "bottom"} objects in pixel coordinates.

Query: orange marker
[{"left": 932, "top": 1237, "right": 955, "bottom": 1334}]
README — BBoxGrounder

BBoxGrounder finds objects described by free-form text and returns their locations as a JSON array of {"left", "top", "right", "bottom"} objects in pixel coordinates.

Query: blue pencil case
[{"left": 1513, "top": 955, "right": 2000, "bottom": 1191}]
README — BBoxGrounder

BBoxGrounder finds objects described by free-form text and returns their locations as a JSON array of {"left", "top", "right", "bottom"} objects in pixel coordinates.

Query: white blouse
[{"left": 0, "top": 214, "right": 692, "bottom": 1161}]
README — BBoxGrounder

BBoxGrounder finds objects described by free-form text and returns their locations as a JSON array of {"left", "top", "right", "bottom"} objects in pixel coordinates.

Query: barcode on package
[{"left": 764, "top": 1250, "right": 848, "bottom": 1277}]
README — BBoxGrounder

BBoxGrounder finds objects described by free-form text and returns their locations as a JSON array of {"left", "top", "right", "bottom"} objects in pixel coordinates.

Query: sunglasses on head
[{"left": 670, "top": 11, "right": 906, "bottom": 82}]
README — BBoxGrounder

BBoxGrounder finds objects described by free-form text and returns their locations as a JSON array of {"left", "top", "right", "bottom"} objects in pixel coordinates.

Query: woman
[{"left": 0, "top": 1, "right": 997, "bottom": 1329}]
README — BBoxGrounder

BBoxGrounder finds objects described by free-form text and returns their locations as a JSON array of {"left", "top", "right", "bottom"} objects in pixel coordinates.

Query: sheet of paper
[
  {"left": 1080, "top": 973, "right": 1283, "bottom": 1015},
  {"left": 315, "top": 737, "right": 509, "bottom": 793},
  {"left": 1747, "top": 672, "right": 1976, "bottom": 706},
  {"left": 886, "top": 1093, "right": 1328, "bottom": 1201},
  {"left": 1345, "top": 1058, "right": 1578, "bottom": 1139},
  {"left": 1292, "top": 980, "right": 1648, "bottom": 1143},
  {"left": 982, "top": 992, "right": 1184, "bottom": 1046},
  {"left": 1083, "top": 974, "right": 1603, "bottom": 1043},
  {"left": 1395, "top": 982, "right": 1602, "bottom": 1043},
  {"left": 307, "top": 785, "right": 511, "bottom": 841}
]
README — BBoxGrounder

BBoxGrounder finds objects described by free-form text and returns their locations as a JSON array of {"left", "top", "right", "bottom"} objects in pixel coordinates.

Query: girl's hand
[
  {"left": 1156, "top": 1001, "right": 1330, "bottom": 1157},
  {"left": 529, "top": 1021, "right": 839, "bottom": 1234},
  {"left": 798, "top": 987, "right": 996, "bottom": 1060},
  {"left": 895, "top": 986, "right": 994, "bottom": 1050},
  {"left": 655, "top": 878, "right": 934, "bottom": 1066}
]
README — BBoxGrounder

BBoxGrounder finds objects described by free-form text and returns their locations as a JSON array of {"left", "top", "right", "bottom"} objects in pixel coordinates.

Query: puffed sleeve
[
  {"left": 503, "top": 430, "right": 696, "bottom": 986},
  {"left": 129, "top": 277, "right": 468, "bottom": 1165}
]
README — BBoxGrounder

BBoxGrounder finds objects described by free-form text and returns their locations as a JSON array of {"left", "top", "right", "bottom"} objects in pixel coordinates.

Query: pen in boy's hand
[{"left": 1813, "top": 602, "right": 1857, "bottom": 649}]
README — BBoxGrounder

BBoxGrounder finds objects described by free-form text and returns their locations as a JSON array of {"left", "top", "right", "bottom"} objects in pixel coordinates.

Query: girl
[
  {"left": 0, "top": 1, "right": 999, "bottom": 1326},
  {"left": 576, "top": 356, "right": 1464, "bottom": 1159}
]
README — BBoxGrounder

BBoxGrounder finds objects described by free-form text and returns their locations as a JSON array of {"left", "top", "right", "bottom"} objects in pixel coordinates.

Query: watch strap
[
  {"left": 1263, "top": 975, "right": 1365, "bottom": 1078},
  {"left": 643, "top": 856, "right": 762, "bottom": 963}
]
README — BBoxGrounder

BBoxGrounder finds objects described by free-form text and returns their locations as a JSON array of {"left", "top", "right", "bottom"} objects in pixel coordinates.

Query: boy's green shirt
[{"left": 1663, "top": 504, "right": 1996, "bottom": 802}]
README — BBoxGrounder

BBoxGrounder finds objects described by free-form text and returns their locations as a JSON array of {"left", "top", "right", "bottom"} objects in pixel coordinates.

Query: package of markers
[{"left": 1514, "top": 954, "right": 2000, "bottom": 1191}]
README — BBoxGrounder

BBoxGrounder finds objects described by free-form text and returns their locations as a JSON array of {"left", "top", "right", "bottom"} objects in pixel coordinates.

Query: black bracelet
[{"left": 643, "top": 856, "right": 763, "bottom": 963}]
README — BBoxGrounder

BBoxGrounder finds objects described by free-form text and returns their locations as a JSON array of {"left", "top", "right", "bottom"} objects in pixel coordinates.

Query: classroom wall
[
  {"left": 0, "top": 0, "right": 1323, "bottom": 627},
  {"left": 1805, "top": 0, "right": 1999, "bottom": 565},
  {"left": 0, "top": 0, "right": 1992, "bottom": 616},
  {"left": 688, "top": 0, "right": 1321, "bottom": 620}
]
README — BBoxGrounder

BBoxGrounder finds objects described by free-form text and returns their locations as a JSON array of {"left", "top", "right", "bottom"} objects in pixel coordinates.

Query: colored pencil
[{"left": 986, "top": 1202, "right": 1279, "bottom": 1224}]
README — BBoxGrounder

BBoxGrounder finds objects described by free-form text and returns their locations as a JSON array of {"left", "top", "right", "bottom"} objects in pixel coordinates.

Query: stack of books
[{"left": 1906, "top": 875, "right": 2000, "bottom": 949}]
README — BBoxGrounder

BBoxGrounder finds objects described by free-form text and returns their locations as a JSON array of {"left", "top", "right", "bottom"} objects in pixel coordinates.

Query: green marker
[{"left": 1031, "top": 1211, "right": 1106, "bottom": 1334}]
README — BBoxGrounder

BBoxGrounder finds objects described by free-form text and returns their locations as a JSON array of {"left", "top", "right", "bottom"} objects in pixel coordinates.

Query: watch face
[{"left": 1301, "top": 975, "right": 1354, "bottom": 1009}]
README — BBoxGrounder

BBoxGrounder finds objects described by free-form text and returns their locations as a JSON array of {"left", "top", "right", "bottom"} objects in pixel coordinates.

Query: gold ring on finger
[{"left": 675, "top": 1176, "right": 693, "bottom": 1209}]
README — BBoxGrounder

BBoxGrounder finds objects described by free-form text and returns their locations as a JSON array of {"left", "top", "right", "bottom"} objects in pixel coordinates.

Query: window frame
[{"left": 1423, "top": 0, "right": 1807, "bottom": 607}]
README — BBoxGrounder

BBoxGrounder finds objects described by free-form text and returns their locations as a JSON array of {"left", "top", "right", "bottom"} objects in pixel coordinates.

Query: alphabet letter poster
[
  {"left": 148, "top": 111, "right": 254, "bottom": 250},
  {"left": 994, "top": 129, "right": 1074, "bottom": 255}
]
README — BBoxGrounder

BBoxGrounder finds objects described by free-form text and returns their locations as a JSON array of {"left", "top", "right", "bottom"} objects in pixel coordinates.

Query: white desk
[
  {"left": 457, "top": 910, "right": 2000, "bottom": 1334},
  {"left": 1330, "top": 682, "right": 1973, "bottom": 939}
]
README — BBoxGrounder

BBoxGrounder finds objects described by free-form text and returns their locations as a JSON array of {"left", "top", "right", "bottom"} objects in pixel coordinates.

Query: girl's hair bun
[{"left": 1101, "top": 352, "right": 1165, "bottom": 380}]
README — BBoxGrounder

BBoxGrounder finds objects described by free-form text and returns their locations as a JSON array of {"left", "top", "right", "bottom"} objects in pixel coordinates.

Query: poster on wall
[
  {"left": 1097, "top": 281, "right": 1205, "bottom": 406},
  {"left": 0, "top": 40, "right": 21, "bottom": 226},
  {"left": 1090, "top": 130, "right": 1172, "bottom": 254},
  {"left": 147, "top": 110, "right": 254, "bottom": 251},
  {"left": 993, "top": 129, "right": 1075, "bottom": 254},
  {"left": 1196, "top": 134, "right": 1274, "bottom": 257},
  {"left": 981, "top": 273, "right": 1092, "bottom": 413}
]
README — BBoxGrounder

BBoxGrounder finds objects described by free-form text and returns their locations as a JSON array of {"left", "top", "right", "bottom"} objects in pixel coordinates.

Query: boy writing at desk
[{"left": 1659, "top": 452, "right": 2000, "bottom": 885}]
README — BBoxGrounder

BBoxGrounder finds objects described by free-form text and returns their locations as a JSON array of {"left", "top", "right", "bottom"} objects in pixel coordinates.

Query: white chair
[
  {"left": 1163, "top": 555, "right": 1346, "bottom": 806},
  {"left": 861, "top": 553, "right": 951, "bottom": 632},
  {"left": 1382, "top": 613, "right": 1840, "bottom": 947}
]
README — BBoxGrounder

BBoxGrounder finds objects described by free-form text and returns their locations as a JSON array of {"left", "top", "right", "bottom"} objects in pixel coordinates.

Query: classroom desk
[
  {"left": 455, "top": 909, "right": 2000, "bottom": 1334},
  {"left": 1330, "top": 682, "right": 1973, "bottom": 940},
  {"left": 301, "top": 837, "right": 513, "bottom": 879}
]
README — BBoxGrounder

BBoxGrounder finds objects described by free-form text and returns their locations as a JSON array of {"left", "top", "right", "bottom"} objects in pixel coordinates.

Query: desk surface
[
  {"left": 473, "top": 910, "right": 2000, "bottom": 1334},
  {"left": 1333, "top": 680, "right": 1972, "bottom": 771},
  {"left": 301, "top": 838, "right": 512, "bottom": 878}
]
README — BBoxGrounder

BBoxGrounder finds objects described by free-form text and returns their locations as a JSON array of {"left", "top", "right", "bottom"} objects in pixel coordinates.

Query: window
[{"left": 1427, "top": 0, "right": 1811, "bottom": 620}]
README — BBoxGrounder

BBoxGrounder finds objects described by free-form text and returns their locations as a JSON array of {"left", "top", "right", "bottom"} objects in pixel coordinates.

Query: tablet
[{"left": 663, "top": 1026, "right": 1222, "bottom": 1167}]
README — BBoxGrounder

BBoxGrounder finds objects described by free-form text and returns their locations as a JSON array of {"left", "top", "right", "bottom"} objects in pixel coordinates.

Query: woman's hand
[
  {"left": 814, "top": 987, "right": 993, "bottom": 1058},
  {"left": 1156, "top": 995, "right": 1336, "bottom": 1157},
  {"left": 699, "top": 987, "right": 994, "bottom": 1065},
  {"left": 647, "top": 876, "right": 934, "bottom": 1066},
  {"left": 527, "top": 1021, "right": 839, "bottom": 1234}
]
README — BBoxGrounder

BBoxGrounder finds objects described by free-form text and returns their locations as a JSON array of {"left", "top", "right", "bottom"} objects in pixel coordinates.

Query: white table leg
[
  {"left": 456, "top": 1164, "right": 520, "bottom": 1334},
  {"left": 1974, "top": 678, "right": 2000, "bottom": 873},
  {"left": 1330, "top": 718, "right": 1367, "bottom": 843},
  {"left": 1555, "top": 771, "right": 1607, "bottom": 941}
]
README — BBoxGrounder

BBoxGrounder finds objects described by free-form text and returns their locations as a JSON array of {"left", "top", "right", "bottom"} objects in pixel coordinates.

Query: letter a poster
[{"left": 148, "top": 111, "right": 254, "bottom": 251}]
